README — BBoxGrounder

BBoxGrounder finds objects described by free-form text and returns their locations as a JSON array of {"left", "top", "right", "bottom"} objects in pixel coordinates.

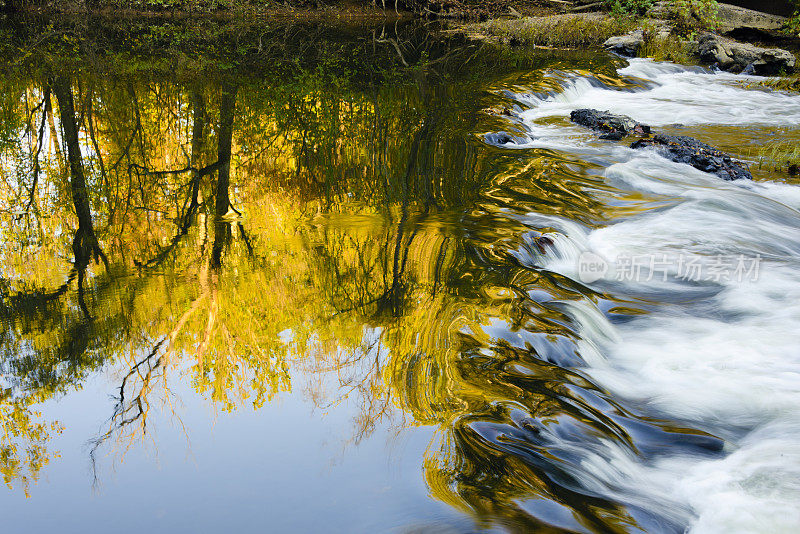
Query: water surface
[{"left": 1, "top": 16, "right": 799, "bottom": 533}]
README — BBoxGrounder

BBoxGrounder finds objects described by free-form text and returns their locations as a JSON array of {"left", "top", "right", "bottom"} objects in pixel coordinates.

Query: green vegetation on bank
[
  {"left": 638, "top": 32, "right": 692, "bottom": 62},
  {"left": 10, "top": 0, "right": 392, "bottom": 15},
  {"left": 602, "top": 0, "right": 654, "bottom": 17},
  {"left": 2, "top": 0, "right": 530, "bottom": 17},
  {"left": 465, "top": 14, "right": 632, "bottom": 47},
  {"left": 671, "top": 0, "right": 720, "bottom": 35},
  {"left": 788, "top": 0, "right": 800, "bottom": 34},
  {"left": 602, "top": 0, "right": 719, "bottom": 31},
  {"left": 463, "top": 0, "right": 729, "bottom": 49},
  {"left": 603, "top": 0, "right": 720, "bottom": 35}
]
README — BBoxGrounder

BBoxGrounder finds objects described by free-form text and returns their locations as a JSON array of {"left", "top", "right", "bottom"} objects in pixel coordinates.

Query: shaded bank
[
  {"left": 0, "top": 0, "right": 556, "bottom": 19},
  {"left": 729, "top": 0, "right": 794, "bottom": 16}
]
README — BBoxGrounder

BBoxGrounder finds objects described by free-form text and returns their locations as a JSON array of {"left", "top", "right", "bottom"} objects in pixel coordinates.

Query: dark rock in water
[
  {"left": 631, "top": 135, "right": 753, "bottom": 180},
  {"left": 570, "top": 109, "right": 651, "bottom": 139},
  {"left": 599, "top": 131, "right": 626, "bottom": 141},
  {"left": 485, "top": 131, "right": 526, "bottom": 146},
  {"left": 572, "top": 110, "right": 751, "bottom": 180},
  {"left": 535, "top": 235, "right": 555, "bottom": 254}
]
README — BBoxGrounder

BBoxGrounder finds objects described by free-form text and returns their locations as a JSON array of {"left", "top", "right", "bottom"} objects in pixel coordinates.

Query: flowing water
[{"left": 1, "top": 17, "right": 799, "bottom": 534}]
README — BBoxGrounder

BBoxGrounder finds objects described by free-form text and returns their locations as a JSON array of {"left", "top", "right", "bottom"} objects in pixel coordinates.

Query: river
[{"left": 0, "top": 17, "right": 798, "bottom": 533}]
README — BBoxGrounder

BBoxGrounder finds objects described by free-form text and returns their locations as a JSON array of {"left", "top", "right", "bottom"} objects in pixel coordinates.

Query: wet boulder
[
  {"left": 570, "top": 109, "right": 651, "bottom": 140},
  {"left": 631, "top": 134, "right": 753, "bottom": 180},
  {"left": 695, "top": 33, "right": 796, "bottom": 75},
  {"left": 603, "top": 30, "right": 645, "bottom": 57}
]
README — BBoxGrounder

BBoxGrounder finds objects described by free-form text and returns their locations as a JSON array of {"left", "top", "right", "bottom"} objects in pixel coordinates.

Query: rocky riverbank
[
  {"left": 464, "top": 3, "right": 799, "bottom": 177},
  {"left": 602, "top": 2, "right": 796, "bottom": 74},
  {"left": 459, "top": 1, "right": 799, "bottom": 78}
]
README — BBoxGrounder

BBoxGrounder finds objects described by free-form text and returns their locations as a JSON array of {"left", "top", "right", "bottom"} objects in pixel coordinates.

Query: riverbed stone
[
  {"left": 570, "top": 109, "right": 651, "bottom": 138},
  {"left": 603, "top": 30, "right": 645, "bottom": 57},
  {"left": 631, "top": 134, "right": 753, "bottom": 180},
  {"left": 695, "top": 33, "right": 796, "bottom": 74}
]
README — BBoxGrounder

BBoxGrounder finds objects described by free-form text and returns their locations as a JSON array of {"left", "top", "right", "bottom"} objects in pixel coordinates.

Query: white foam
[{"left": 517, "top": 58, "right": 800, "bottom": 128}]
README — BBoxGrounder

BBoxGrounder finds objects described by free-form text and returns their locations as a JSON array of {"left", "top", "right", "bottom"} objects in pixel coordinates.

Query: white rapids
[{"left": 507, "top": 59, "right": 800, "bottom": 533}]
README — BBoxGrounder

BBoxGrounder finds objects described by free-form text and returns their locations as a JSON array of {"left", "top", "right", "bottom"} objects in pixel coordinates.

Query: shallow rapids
[{"left": 489, "top": 59, "right": 800, "bottom": 533}]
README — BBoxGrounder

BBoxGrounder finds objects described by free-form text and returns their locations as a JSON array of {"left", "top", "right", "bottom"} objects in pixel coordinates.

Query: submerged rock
[
  {"left": 695, "top": 33, "right": 796, "bottom": 75},
  {"left": 570, "top": 109, "right": 651, "bottom": 139},
  {"left": 631, "top": 135, "right": 753, "bottom": 180},
  {"left": 603, "top": 30, "right": 645, "bottom": 57}
]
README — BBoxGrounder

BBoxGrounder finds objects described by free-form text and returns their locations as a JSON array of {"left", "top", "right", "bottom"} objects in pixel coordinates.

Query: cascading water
[{"left": 489, "top": 59, "right": 800, "bottom": 533}]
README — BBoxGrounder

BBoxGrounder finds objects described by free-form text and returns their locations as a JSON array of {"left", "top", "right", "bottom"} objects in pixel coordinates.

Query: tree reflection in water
[{"left": 0, "top": 17, "right": 716, "bottom": 532}]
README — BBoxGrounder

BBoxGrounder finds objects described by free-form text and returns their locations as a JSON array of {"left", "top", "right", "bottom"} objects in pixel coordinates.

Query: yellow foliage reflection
[{"left": 0, "top": 26, "right": 691, "bottom": 531}]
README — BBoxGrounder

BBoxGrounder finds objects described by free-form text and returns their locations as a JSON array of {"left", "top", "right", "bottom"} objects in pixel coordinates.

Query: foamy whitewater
[{"left": 505, "top": 59, "right": 800, "bottom": 533}]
